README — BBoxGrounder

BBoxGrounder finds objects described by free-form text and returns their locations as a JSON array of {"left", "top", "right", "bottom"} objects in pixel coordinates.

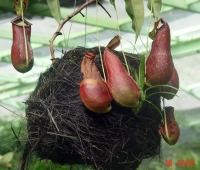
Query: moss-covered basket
[{"left": 20, "top": 47, "right": 162, "bottom": 170}]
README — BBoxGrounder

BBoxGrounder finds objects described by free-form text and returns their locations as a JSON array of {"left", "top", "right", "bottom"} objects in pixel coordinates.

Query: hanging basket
[{"left": 21, "top": 47, "right": 162, "bottom": 170}]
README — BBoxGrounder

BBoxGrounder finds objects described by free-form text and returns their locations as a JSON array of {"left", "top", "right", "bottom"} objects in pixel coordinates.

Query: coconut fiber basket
[{"left": 20, "top": 46, "right": 162, "bottom": 170}]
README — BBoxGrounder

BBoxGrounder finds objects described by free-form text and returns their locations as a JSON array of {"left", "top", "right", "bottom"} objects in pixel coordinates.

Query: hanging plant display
[{"left": 17, "top": 0, "right": 182, "bottom": 170}]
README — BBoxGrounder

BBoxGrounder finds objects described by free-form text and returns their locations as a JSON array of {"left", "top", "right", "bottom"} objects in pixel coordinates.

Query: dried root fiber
[{"left": 21, "top": 47, "right": 162, "bottom": 170}]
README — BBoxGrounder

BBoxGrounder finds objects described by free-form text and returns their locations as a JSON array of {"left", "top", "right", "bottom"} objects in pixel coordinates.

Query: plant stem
[
  {"left": 113, "top": 4, "right": 130, "bottom": 75},
  {"left": 145, "top": 84, "right": 179, "bottom": 93},
  {"left": 20, "top": 0, "right": 29, "bottom": 67},
  {"left": 163, "top": 99, "right": 169, "bottom": 140},
  {"left": 49, "top": 0, "right": 111, "bottom": 62},
  {"left": 145, "top": 99, "right": 163, "bottom": 120},
  {"left": 146, "top": 0, "right": 153, "bottom": 56},
  {"left": 95, "top": 1, "right": 106, "bottom": 81}
]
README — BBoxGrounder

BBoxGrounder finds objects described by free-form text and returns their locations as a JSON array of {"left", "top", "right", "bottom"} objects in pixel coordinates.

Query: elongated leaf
[
  {"left": 0, "top": 152, "right": 14, "bottom": 165},
  {"left": 147, "top": 0, "right": 162, "bottom": 19},
  {"left": 125, "top": 0, "right": 144, "bottom": 42},
  {"left": 14, "top": 0, "right": 28, "bottom": 16},
  {"left": 47, "top": 0, "right": 61, "bottom": 24},
  {"left": 110, "top": 0, "right": 115, "bottom": 5},
  {"left": 139, "top": 54, "right": 145, "bottom": 88}
]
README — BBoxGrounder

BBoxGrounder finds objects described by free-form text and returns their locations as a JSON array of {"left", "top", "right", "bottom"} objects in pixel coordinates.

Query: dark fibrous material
[{"left": 21, "top": 47, "right": 162, "bottom": 170}]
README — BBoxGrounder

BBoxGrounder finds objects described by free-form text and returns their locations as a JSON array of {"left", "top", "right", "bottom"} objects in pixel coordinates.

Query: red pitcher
[{"left": 11, "top": 16, "right": 34, "bottom": 73}]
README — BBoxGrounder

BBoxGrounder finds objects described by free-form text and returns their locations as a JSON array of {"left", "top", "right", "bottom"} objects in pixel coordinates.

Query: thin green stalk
[
  {"left": 113, "top": 4, "right": 130, "bottom": 75},
  {"left": 145, "top": 84, "right": 179, "bottom": 92},
  {"left": 146, "top": 0, "right": 153, "bottom": 56},
  {"left": 144, "top": 99, "right": 163, "bottom": 120},
  {"left": 163, "top": 99, "right": 169, "bottom": 140},
  {"left": 20, "top": 0, "right": 29, "bottom": 67},
  {"left": 146, "top": 91, "right": 179, "bottom": 99},
  {"left": 96, "top": 1, "right": 106, "bottom": 81}
]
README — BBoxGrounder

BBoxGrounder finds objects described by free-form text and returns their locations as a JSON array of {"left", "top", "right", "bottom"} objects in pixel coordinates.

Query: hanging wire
[
  {"left": 84, "top": 1, "right": 89, "bottom": 47},
  {"left": 66, "top": 0, "right": 77, "bottom": 50}
]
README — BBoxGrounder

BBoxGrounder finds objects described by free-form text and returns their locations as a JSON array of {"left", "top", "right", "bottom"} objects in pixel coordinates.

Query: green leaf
[
  {"left": 0, "top": 152, "right": 14, "bottom": 165},
  {"left": 133, "top": 54, "right": 145, "bottom": 114},
  {"left": 134, "top": 70, "right": 139, "bottom": 84},
  {"left": 124, "top": 0, "right": 144, "bottom": 42},
  {"left": 110, "top": 0, "right": 115, "bottom": 5},
  {"left": 139, "top": 54, "right": 145, "bottom": 88},
  {"left": 47, "top": 0, "right": 61, "bottom": 24},
  {"left": 14, "top": 0, "right": 28, "bottom": 16},
  {"left": 147, "top": 0, "right": 162, "bottom": 20}
]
